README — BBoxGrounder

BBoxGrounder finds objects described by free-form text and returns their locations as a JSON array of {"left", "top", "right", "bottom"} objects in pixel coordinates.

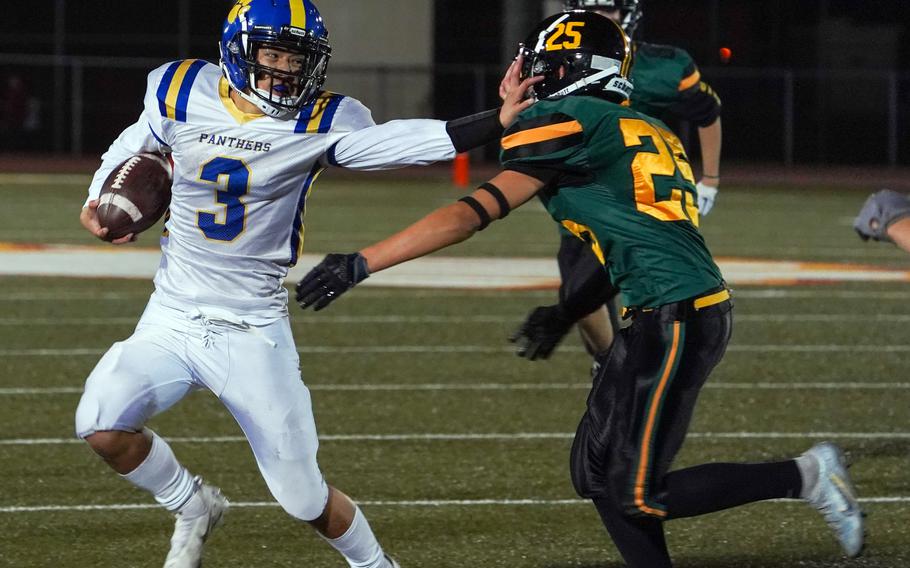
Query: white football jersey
[{"left": 87, "top": 59, "right": 456, "bottom": 319}]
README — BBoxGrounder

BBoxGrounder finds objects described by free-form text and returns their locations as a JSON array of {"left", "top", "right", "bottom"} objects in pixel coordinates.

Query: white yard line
[
  {"left": 2, "top": 288, "right": 910, "bottom": 301},
  {"left": 4, "top": 431, "right": 910, "bottom": 447},
  {"left": 1, "top": 313, "right": 909, "bottom": 325},
  {"left": 0, "top": 496, "right": 905, "bottom": 514},
  {"left": 2, "top": 344, "right": 910, "bottom": 356},
  {"left": 2, "top": 381, "right": 909, "bottom": 396},
  {"left": 2, "top": 246, "right": 910, "bottom": 285}
]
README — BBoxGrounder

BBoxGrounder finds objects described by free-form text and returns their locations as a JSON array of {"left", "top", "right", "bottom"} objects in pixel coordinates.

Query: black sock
[
  {"left": 663, "top": 460, "right": 802, "bottom": 519},
  {"left": 592, "top": 497, "right": 673, "bottom": 568}
]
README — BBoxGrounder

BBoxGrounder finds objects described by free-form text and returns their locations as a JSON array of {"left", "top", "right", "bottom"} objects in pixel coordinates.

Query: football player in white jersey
[{"left": 74, "top": 1, "right": 537, "bottom": 566}]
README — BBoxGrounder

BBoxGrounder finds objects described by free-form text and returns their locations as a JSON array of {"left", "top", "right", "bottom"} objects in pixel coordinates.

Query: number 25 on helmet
[{"left": 519, "top": 11, "right": 633, "bottom": 103}]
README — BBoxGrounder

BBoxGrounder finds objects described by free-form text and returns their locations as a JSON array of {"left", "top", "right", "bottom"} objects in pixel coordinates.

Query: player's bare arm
[
  {"left": 695, "top": 116, "right": 722, "bottom": 214},
  {"left": 296, "top": 170, "right": 544, "bottom": 311},
  {"left": 364, "top": 170, "right": 543, "bottom": 272}
]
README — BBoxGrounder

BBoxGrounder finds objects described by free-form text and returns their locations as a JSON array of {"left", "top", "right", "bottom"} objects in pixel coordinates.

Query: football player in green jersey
[
  {"left": 510, "top": 0, "right": 724, "bottom": 364},
  {"left": 297, "top": 12, "right": 864, "bottom": 567}
]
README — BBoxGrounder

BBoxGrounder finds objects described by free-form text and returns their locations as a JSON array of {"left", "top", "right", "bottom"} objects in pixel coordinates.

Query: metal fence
[{"left": 1, "top": 53, "right": 908, "bottom": 166}]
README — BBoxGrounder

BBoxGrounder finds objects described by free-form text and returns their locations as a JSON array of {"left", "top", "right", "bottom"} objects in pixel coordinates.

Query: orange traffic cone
[{"left": 452, "top": 152, "right": 470, "bottom": 187}]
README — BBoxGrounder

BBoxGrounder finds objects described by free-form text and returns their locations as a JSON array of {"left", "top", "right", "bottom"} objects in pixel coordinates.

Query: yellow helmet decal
[
  {"left": 227, "top": 0, "right": 254, "bottom": 24},
  {"left": 289, "top": 0, "right": 308, "bottom": 29}
]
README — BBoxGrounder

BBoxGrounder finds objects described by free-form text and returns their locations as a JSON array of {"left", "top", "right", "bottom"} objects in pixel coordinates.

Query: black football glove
[
  {"left": 509, "top": 304, "right": 575, "bottom": 360},
  {"left": 296, "top": 253, "right": 370, "bottom": 311}
]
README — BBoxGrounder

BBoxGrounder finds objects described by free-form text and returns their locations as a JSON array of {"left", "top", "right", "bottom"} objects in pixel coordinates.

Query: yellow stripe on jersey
[
  {"left": 294, "top": 167, "right": 326, "bottom": 262},
  {"left": 501, "top": 120, "right": 583, "bottom": 150},
  {"left": 678, "top": 69, "right": 701, "bottom": 92},
  {"left": 289, "top": 0, "right": 307, "bottom": 29},
  {"left": 561, "top": 220, "right": 606, "bottom": 265},
  {"left": 164, "top": 60, "right": 200, "bottom": 121},
  {"left": 303, "top": 94, "right": 333, "bottom": 134}
]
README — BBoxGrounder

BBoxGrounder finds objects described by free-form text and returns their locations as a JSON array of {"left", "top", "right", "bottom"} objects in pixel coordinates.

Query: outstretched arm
[
  {"left": 361, "top": 170, "right": 541, "bottom": 271},
  {"left": 296, "top": 170, "right": 545, "bottom": 310},
  {"left": 328, "top": 60, "right": 539, "bottom": 171}
]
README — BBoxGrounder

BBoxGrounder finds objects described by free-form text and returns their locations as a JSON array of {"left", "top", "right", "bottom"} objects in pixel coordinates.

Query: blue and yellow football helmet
[{"left": 220, "top": 0, "right": 331, "bottom": 119}]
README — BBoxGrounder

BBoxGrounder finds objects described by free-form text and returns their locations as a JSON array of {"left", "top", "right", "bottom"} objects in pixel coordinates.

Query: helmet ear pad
[{"left": 219, "top": 37, "right": 250, "bottom": 92}]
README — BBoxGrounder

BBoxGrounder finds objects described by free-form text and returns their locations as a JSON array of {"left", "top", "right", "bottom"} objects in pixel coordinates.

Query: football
[{"left": 96, "top": 152, "right": 172, "bottom": 241}]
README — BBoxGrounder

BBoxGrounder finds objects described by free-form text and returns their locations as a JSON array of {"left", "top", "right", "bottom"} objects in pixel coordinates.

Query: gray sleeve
[{"left": 853, "top": 189, "right": 910, "bottom": 242}]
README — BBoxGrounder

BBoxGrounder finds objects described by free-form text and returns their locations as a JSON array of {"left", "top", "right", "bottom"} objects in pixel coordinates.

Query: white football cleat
[
  {"left": 802, "top": 442, "right": 865, "bottom": 558},
  {"left": 163, "top": 479, "right": 229, "bottom": 568},
  {"left": 384, "top": 554, "right": 401, "bottom": 568}
]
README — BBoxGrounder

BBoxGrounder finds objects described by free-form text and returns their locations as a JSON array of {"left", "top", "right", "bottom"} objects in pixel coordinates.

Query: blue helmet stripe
[
  {"left": 156, "top": 61, "right": 183, "bottom": 118},
  {"left": 173, "top": 60, "right": 207, "bottom": 122},
  {"left": 317, "top": 95, "right": 344, "bottom": 133}
]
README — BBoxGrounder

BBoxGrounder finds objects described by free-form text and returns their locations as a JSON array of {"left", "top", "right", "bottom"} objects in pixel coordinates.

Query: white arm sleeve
[
  {"left": 85, "top": 65, "right": 173, "bottom": 206},
  {"left": 328, "top": 119, "right": 457, "bottom": 171}
]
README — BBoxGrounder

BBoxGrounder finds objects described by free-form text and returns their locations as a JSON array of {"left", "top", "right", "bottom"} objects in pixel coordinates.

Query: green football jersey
[
  {"left": 629, "top": 42, "right": 702, "bottom": 119},
  {"left": 501, "top": 96, "right": 723, "bottom": 309}
]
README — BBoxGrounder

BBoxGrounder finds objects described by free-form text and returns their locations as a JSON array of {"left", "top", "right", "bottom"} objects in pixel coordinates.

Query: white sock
[
  {"left": 324, "top": 506, "right": 388, "bottom": 568},
  {"left": 796, "top": 453, "right": 820, "bottom": 499},
  {"left": 121, "top": 429, "right": 199, "bottom": 513}
]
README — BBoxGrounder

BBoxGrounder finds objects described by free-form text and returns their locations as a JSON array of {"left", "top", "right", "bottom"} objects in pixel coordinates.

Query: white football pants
[{"left": 75, "top": 295, "right": 329, "bottom": 521}]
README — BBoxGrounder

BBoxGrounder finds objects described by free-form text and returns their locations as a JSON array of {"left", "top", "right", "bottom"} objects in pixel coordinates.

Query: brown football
[{"left": 97, "top": 152, "right": 172, "bottom": 241}]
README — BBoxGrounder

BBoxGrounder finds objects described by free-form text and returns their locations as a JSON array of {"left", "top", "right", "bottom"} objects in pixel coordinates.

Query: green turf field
[{"left": 0, "top": 176, "right": 908, "bottom": 567}]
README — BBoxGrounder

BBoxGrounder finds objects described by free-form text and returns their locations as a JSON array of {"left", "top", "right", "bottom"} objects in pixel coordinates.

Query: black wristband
[
  {"left": 446, "top": 109, "right": 503, "bottom": 153},
  {"left": 477, "top": 182, "right": 510, "bottom": 219},
  {"left": 458, "top": 196, "right": 492, "bottom": 230}
]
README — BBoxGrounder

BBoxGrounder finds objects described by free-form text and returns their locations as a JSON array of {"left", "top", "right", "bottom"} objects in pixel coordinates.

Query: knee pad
[
  {"left": 74, "top": 343, "right": 167, "bottom": 438},
  {"left": 570, "top": 415, "right": 611, "bottom": 499},
  {"left": 271, "top": 473, "right": 329, "bottom": 521}
]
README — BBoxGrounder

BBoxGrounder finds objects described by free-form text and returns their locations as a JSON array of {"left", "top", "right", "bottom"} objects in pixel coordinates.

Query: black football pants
[
  {"left": 556, "top": 233, "right": 620, "bottom": 334},
  {"left": 570, "top": 297, "right": 802, "bottom": 567}
]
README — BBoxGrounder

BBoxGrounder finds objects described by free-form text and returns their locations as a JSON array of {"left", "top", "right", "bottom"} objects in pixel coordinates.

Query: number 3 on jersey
[
  {"left": 619, "top": 118, "right": 700, "bottom": 226},
  {"left": 197, "top": 157, "right": 249, "bottom": 241}
]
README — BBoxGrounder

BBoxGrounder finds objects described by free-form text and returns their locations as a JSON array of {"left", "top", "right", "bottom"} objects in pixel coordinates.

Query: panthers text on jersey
[
  {"left": 86, "top": 60, "right": 456, "bottom": 319},
  {"left": 501, "top": 95, "right": 723, "bottom": 309}
]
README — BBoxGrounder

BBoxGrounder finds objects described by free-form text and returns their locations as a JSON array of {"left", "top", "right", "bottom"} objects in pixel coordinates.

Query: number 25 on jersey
[{"left": 619, "top": 118, "right": 700, "bottom": 226}]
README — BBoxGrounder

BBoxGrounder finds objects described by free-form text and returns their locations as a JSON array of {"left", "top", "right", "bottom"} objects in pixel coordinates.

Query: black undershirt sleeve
[{"left": 445, "top": 109, "right": 503, "bottom": 153}]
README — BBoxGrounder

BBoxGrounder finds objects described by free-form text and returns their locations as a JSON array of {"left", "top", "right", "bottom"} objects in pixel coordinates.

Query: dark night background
[{"left": 0, "top": 0, "right": 908, "bottom": 165}]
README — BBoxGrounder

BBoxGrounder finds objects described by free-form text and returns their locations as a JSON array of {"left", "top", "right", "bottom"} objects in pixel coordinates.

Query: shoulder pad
[
  {"left": 636, "top": 42, "right": 684, "bottom": 60},
  {"left": 293, "top": 92, "right": 374, "bottom": 134},
  {"left": 153, "top": 59, "right": 211, "bottom": 123}
]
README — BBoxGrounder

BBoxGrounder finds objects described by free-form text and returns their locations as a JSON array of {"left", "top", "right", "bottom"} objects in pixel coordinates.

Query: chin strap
[
  {"left": 547, "top": 69, "right": 633, "bottom": 100},
  {"left": 236, "top": 87, "right": 299, "bottom": 120}
]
